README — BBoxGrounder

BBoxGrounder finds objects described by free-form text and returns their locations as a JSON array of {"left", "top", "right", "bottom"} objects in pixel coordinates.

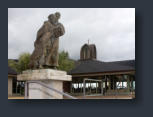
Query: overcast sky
[{"left": 8, "top": 8, "right": 135, "bottom": 62}]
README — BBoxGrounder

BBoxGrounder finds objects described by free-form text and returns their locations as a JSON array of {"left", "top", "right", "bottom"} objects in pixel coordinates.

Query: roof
[
  {"left": 8, "top": 66, "right": 17, "bottom": 75},
  {"left": 69, "top": 59, "right": 135, "bottom": 75}
]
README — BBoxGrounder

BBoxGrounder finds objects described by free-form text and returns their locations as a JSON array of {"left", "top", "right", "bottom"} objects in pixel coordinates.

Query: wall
[{"left": 8, "top": 76, "right": 12, "bottom": 96}]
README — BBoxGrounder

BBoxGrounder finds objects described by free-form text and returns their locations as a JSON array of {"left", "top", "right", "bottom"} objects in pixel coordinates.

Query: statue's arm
[
  {"left": 36, "top": 22, "right": 48, "bottom": 40},
  {"left": 34, "top": 22, "right": 49, "bottom": 47},
  {"left": 59, "top": 23, "right": 65, "bottom": 35}
]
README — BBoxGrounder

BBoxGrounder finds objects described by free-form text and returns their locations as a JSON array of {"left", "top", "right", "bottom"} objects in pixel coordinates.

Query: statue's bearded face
[{"left": 48, "top": 14, "right": 58, "bottom": 25}]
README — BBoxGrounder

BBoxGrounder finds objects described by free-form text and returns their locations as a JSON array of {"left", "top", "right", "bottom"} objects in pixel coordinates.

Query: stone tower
[{"left": 80, "top": 44, "right": 97, "bottom": 60}]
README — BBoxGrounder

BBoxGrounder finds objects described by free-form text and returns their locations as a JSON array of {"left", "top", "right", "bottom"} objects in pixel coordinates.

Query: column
[
  {"left": 127, "top": 75, "right": 130, "bottom": 93},
  {"left": 108, "top": 76, "right": 111, "bottom": 90},
  {"left": 83, "top": 79, "right": 86, "bottom": 97}
]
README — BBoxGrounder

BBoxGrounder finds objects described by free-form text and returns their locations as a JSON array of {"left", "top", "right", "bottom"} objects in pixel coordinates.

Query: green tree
[
  {"left": 8, "top": 52, "right": 31, "bottom": 73},
  {"left": 8, "top": 59, "right": 18, "bottom": 72},
  {"left": 17, "top": 52, "right": 31, "bottom": 73},
  {"left": 58, "top": 51, "right": 75, "bottom": 72},
  {"left": 8, "top": 51, "right": 74, "bottom": 73}
]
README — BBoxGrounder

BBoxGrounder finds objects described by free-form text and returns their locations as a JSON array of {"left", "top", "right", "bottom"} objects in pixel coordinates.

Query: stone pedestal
[{"left": 17, "top": 69, "right": 72, "bottom": 99}]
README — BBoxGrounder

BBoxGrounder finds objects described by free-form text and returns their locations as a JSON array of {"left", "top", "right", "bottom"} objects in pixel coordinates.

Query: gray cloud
[{"left": 8, "top": 8, "right": 135, "bottom": 61}]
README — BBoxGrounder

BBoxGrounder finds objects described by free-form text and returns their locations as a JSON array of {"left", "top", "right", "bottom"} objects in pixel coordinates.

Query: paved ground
[
  {"left": 8, "top": 95, "right": 135, "bottom": 99},
  {"left": 8, "top": 96, "right": 24, "bottom": 99},
  {"left": 74, "top": 95, "right": 134, "bottom": 99}
]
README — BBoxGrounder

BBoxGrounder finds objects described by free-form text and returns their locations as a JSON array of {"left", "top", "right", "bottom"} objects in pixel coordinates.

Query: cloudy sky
[{"left": 8, "top": 8, "right": 135, "bottom": 62}]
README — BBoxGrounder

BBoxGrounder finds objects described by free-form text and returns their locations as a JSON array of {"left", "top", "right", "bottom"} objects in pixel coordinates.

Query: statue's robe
[{"left": 29, "top": 21, "right": 65, "bottom": 69}]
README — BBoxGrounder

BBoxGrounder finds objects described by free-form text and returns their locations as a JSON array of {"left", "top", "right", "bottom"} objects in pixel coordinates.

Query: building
[
  {"left": 8, "top": 65, "right": 25, "bottom": 97},
  {"left": 8, "top": 66, "right": 17, "bottom": 96},
  {"left": 66, "top": 43, "right": 135, "bottom": 98}
]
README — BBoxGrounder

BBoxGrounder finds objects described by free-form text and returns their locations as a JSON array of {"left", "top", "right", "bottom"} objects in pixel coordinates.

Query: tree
[
  {"left": 17, "top": 52, "right": 31, "bottom": 73},
  {"left": 58, "top": 51, "right": 75, "bottom": 72},
  {"left": 8, "top": 59, "right": 18, "bottom": 72},
  {"left": 8, "top": 52, "right": 31, "bottom": 73},
  {"left": 8, "top": 51, "right": 74, "bottom": 73}
]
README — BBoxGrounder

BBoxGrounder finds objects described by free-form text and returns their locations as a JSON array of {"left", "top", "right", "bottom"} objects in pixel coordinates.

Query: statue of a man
[{"left": 29, "top": 12, "right": 65, "bottom": 69}]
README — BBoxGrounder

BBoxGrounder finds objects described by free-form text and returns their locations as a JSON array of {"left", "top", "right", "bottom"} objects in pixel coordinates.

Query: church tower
[{"left": 80, "top": 43, "right": 97, "bottom": 60}]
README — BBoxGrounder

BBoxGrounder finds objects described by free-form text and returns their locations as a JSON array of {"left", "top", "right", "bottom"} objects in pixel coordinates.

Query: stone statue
[{"left": 29, "top": 12, "right": 65, "bottom": 69}]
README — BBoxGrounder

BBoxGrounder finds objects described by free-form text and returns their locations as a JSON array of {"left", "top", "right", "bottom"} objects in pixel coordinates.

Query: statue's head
[
  {"left": 55, "top": 12, "right": 61, "bottom": 20},
  {"left": 48, "top": 12, "right": 61, "bottom": 25}
]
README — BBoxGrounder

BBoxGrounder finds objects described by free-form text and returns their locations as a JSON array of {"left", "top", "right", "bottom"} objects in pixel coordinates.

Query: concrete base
[{"left": 17, "top": 69, "right": 72, "bottom": 99}]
